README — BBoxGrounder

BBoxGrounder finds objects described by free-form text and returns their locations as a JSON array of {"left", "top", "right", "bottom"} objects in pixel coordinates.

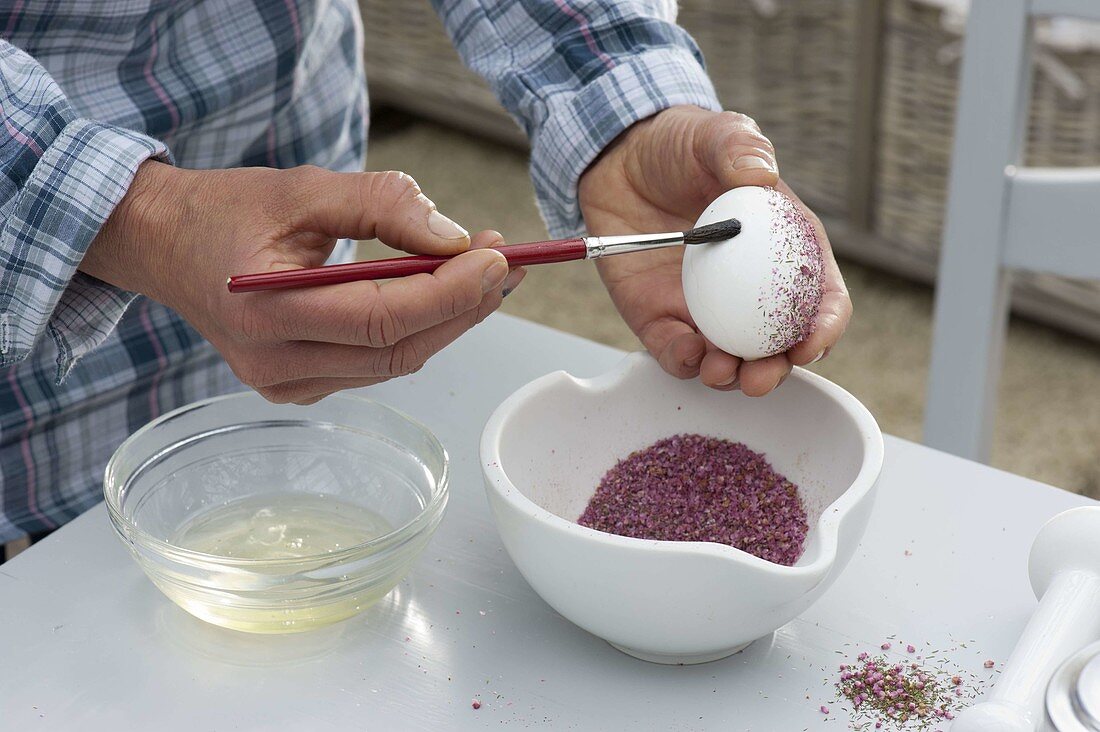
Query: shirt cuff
[
  {"left": 0, "top": 119, "right": 169, "bottom": 382},
  {"left": 528, "top": 47, "right": 722, "bottom": 238}
]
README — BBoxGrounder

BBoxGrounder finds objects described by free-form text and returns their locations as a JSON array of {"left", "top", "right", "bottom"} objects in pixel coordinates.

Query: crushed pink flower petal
[
  {"left": 758, "top": 188, "right": 825, "bottom": 354},
  {"left": 832, "top": 642, "right": 985, "bottom": 730},
  {"left": 577, "top": 434, "right": 808, "bottom": 566}
]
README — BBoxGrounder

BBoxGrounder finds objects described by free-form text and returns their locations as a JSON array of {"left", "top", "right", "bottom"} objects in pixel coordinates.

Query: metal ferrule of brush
[{"left": 583, "top": 232, "right": 685, "bottom": 259}]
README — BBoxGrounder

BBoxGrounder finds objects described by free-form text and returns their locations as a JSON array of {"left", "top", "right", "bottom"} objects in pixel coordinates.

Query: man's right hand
[{"left": 81, "top": 162, "right": 523, "bottom": 404}]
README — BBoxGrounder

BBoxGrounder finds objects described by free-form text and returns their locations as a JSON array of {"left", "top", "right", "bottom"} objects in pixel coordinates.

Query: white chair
[{"left": 924, "top": 0, "right": 1100, "bottom": 462}]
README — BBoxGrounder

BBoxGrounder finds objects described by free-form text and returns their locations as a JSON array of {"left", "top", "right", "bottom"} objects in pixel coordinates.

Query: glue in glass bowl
[
  {"left": 481, "top": 352, "right": 883, "bottom": 664},
  {"left": 104, "top": 392, "right": 448, "bottom": 634}
]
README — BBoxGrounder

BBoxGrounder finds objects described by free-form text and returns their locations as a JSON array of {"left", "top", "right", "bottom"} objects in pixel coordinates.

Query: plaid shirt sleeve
[
  {"left": 431, "top": 0, "right": 721, "bottom": 237},
  {"left": 0, "top": 40, "right": 169, "bottom": 382}
]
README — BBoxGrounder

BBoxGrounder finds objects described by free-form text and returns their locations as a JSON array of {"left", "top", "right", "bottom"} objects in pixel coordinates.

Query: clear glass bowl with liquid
[{"left": 103, "top": 392, "right": 448, "bottom": 633}]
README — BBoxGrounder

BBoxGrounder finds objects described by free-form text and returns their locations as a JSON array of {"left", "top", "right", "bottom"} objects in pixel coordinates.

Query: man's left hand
[{"left": 579, "top": 105, "right": 851, "bottom": 396}]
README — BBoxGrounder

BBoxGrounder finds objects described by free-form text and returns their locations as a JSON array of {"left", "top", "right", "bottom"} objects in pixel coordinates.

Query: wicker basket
[
  {"left": 361, "top": 0, "right": 525, "bottom": 146},
  {"left": 680, "top": 0, "right": 860, "bottom": 216},
  {"left": 361, "top": 0, "right": 859, "bottom": 218},
  {"left": 875, "top": 0, "right": 1100, "bottom": 323}
]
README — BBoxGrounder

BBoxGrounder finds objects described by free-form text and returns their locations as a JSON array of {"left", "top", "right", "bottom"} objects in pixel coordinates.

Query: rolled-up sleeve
[
  {"left": 0, "top": 40, "right": 168, "bottom": 381},
  {"left": 432, "top": 0, "right": 721, "bottom": 237}
]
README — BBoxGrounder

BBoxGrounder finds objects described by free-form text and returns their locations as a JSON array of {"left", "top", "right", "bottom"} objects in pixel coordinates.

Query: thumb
[
  {"left": 697, "top": 112, "right": 780, "bottom": 191},
  {"left": 291, "top": 167, "right": 472, "bottom": 255}
]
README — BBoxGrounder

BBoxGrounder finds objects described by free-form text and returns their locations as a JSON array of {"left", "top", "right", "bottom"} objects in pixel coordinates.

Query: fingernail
[
  {"left": 501, "top": 267, "right": 526, "bottom": 297},
  {"left": 717, "top": 374, "right": 738, "bottom": 387},
  {"left": 685, "top": 354, "right": 703, "bottom": 369},
  {"left": 733, "top": 155, "right": 772, "bottom": 171},
  {"left": 482, "top": 258, "right": 509, "bottom": 293},
  {"left": 428, "top": 210, "right": 469, "bottom": 240},
  {"left": 810, "top": 348, "right": 826, "bottom": 364}
]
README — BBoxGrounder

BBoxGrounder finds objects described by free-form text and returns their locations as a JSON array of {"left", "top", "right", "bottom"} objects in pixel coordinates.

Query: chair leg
[
  {"left": 925, "top": 265, "right": 1013, "bottom": 462},
  {"left": 922, "top": 0, "right": 1033, "bottom": 462}
]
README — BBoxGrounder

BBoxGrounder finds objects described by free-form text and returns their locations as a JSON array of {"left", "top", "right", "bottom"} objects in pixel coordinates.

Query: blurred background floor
[{"left": 365, "top": 110, "right": 1100, "bottom": 498}]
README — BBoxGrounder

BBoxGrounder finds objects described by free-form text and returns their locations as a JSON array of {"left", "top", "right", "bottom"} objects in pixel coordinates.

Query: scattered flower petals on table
[{"left": 829, "top": 641, "right": 992, "bottom": 730}]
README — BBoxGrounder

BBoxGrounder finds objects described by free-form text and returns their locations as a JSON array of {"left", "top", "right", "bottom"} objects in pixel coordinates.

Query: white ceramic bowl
[{"left": 481, "top": 352, "right": 883, "bottom": 664}]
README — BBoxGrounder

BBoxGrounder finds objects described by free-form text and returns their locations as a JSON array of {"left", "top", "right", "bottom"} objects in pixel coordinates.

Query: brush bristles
[{"left": 683, "top": 218, "right": 741, "bottom": 245}]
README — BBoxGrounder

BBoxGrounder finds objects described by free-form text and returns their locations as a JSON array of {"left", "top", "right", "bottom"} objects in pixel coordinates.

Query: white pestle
[{"left": 952, "top": 506, "right": 1100, "bottom": 732}]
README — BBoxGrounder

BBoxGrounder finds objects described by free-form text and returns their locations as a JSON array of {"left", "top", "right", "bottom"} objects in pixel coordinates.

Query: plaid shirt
[{"left": 0, "top": 0, "right": 719, "bottom": 543}]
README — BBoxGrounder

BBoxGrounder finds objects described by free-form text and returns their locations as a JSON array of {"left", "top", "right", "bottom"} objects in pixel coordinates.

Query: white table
[{"left": 1, "top": 314, "right": 1093, "bottom": 731}]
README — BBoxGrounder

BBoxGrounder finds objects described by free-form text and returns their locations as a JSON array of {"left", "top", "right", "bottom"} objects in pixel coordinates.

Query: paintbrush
[{"left": 226, "top": 218, "right": 741, "bottom": 293}]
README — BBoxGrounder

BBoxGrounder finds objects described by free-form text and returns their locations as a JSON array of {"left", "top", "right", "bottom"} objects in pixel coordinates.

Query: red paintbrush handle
[{"left": 227, "top": 238, "right": 588, "bottom": 293}]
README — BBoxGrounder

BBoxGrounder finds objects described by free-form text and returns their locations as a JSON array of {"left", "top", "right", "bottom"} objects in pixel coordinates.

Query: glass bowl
[{"left": 104, "top": 392, "right": 448, "bottom": 633}]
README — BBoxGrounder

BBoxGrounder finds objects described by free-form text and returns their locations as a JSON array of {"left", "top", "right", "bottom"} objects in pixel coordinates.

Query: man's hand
[
  {"left": 579, "top": 105, "right": 851, "bottom": 396},
  {"left": 82, "top": 162, "right": 524, "bottom": 404}
]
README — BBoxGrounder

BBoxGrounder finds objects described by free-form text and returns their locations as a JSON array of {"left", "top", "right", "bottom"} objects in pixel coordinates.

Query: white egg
[{"left": 682, "top": 187, "right": 824, "bottom": 360}]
